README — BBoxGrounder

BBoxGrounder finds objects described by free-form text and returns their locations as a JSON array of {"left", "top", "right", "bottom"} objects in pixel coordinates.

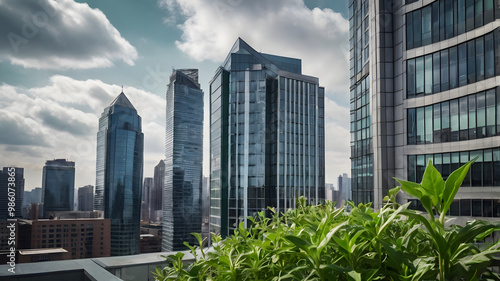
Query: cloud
[
  {"left": 160, "top": 0, "right": 349, "bottom": 103},
  {"left": 0, "top": 0, "right": 138, "bottom": 69},
  {"left": 0, "top": 76, "right": 165, "bottom": 189},
  {"left": 323, "top": 98, "right": 351, "bottom": 182}
]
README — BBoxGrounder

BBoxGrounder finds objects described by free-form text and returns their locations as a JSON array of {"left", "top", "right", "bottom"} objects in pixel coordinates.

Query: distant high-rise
[
  {"left": 95, "top": 91, "right": 144, "bottom": 256},
  {"left": 30, "top": 187, "right": 42, "bottom": 204},
  {"left": 78, "top": 185, "right": 94, "bottom": 211},
  {"left": 142, "top": 177, "right": 153, "bottom": 221},
  {"left": 209, "top": 38, "right": 325, "bottom": 237},
  {"left": 337, "top": 174, "right": 351, "bottom": 204},
  {"left": 0, "top": 167, "right": 25, "bottom": 220},
  {"left": 42, "top": 159, "right": 75, "bottom": 217},
  {"left": 151, "top": 160, "right": 165, "bottom": 222},
  {"left": 163, "top": 69, "right": 203, "bottom": 251}
]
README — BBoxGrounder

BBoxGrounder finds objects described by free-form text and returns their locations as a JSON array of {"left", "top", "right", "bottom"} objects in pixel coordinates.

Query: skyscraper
[
  {"left": 349, "top": 0, "right": 500, "bottom": 215},
  {"left": 0, "top": 167, "right": 24, "bottom": 220},
  {"left": 163, "top": 69, "right": 203, "bottom": 251},
  {"left": 151, "top": 160, "right": 165, "bottom": 222},
  {"left": 141, "top": 177, "right": 153, "bottom": 221},
  {"left": 42, "top": 159, "right": 75, "bottom": 217},
  {"left": 337, "top": 173, "right": 351, "bottom": 204},
  {"left": 95, "top": 91, "right": 144, "bottom": 256},
  {"left": 78, "top": 185, "right": 94, "bottom": 211},
  {"left": 210, "top": 38, "right": 325, "bottom": 237}
]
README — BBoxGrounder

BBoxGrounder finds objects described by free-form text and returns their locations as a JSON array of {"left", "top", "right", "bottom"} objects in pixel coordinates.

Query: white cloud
[
  {"left": 324, "top": 98, "right": 351, "bottom": 183},
  {"left": 0, "top": 76, "right": 165, "bottom": 189},
  {"left": 0, "top": 0, "right": 138, "bottom": 69},
  {"left": 160, "top": 0, "right": 349, "bottom": 102}
]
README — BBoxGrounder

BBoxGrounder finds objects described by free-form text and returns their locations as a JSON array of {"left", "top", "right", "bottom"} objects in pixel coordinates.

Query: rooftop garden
[{"left": 155, "top": 159, "right": 500, "bottom": 280}]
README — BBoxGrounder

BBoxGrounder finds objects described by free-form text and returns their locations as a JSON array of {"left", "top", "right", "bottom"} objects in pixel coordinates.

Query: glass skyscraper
[
  {"left": 210, "top": 38, "right": 325, "bottom": 238},
  {"left": 0, "top": 167, "right": 24, "bottom": 220},
  {"left": 42, "top": 159, "right": 75, "bottom": 217},
  {"left": 349, "top": 0, "right": 500, "bottom": 214},
  {"left": 95, "top": 92, "right": 143, "bottom": 256},
  {"left": 163, "top": 69, "right": 203, "bottom": 251}
]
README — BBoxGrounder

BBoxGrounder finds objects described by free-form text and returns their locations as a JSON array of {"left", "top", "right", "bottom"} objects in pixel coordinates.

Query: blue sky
[{"left": 0, "top": 0, "right": 350, "bottom": 190}]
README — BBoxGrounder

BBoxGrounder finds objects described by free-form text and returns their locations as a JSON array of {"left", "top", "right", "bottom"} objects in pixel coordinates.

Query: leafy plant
[{"left": 154, "top": 160, "right": 500, "bottom": 281}]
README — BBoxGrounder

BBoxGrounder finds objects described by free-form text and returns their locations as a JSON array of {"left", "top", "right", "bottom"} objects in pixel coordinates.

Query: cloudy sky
[{"left": 0, "top": 0, "right": 350, "bottom": 191}]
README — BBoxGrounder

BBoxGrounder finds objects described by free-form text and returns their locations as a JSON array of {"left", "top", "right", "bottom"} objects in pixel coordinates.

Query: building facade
[
  {"left": 141, "top": 177, "right": 153, "bottom": 222},
  {"left": 42, "top": 160, "right": 75, "bottom": 217},
  {"left": 95, "top": 92, "right": 143, "bottom": 256},
  {"left": 0, "top": 167, "right": 24, "bottom": 220},
  {"left": 210, "top": 38, "right": 325, "bottom": 237},
  {"left": 17, "top": 218, "right": 111, "bottom": 260},
  {"left": 163, "top": 69, "right": 203, "bottom": 251},
  {"left": 78, "top": 185, "right": 94, "bottom": 212},
  {"left": 151, "top": 160, "right": 165, "bottom": 222},
  {"left": 349, "top": 0, "right": 500, "bottom": 214}
]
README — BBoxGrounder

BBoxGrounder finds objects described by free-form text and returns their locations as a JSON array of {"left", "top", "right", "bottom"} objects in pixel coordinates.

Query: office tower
[
  {"left": 42, "top": 159, "right": 75, "bottom": 217},
  {"left": 142, "top": 177, "right": 153, "bottom": 221},
  {"left": 349, "top": 0, "right": 500, "bottom": 215},
  {"left": 210, "top": 38, "right": 325, "bottom": 237},
  {"left": 95, "top": 91, "right": 144, "bottom": 256},
  {"left": 151, "top": 160, "right": 165, "bottom": 222},
  {"left": 30, "top": 187, "right": 42, "bottom": 204},
  {"left": 0, "top": 167, "right": 25, "bottom": 220},
  {"left": 325, "top": 183, "right": 335, "bottom": 202},
  {"left": 337, "top": 173, "right": 351, "bottom": 204},
  {"left": 163, "top": 69, "right": 203, "bottom": 251},
  {"left": 78, "top": 185, "right": 94, "bottom": 211}
]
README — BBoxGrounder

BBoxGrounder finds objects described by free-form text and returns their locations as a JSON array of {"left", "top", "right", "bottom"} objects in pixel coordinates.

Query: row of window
[
  {"left": 408, "top": 148, "right": 500, "bottom": 187},
  {"left": 407, "top": 30, "right": 499, "bottom": 98},
  {"left": 406, "top": 0, "right": 496, "bottom": 50},
  {"left": 408, "top": 87, "right": 500, "bottom": 144},
  {"left": 409, "top": 198, "right": 500, "bottom": 217}
]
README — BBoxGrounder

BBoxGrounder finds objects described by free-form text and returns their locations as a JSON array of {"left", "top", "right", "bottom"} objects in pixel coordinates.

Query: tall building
[
  {"left": 78, "top": 185, "right": 94, "bottom": 211},
  {"left": 141, "top": 177, "right": 153, "bottom": 221},
  {"left": 95, "top": 91, "right": 144, "bottom": 256},
  {"left": 337, "top": 173, "right": 352, "bottom": 204},
  {"left": 163, "top": 69, "right": 203, "bottom": 251},
  {"left": 0, "top": 167, "right": 24, "bottom": 220},
  {"left": 42, "top": 159, "right": 75, "bottom": 217},
  {"left": 349, "top": 0, "right": 500, "bottom": 215},
  {"left": 210, "top": 38, "right": 325, "bottom": 237},
  {"left": 31, "top": 187, "right": 42, "bottom": 204},
  {"left": 151, "top": 160, "right": 165, "bottom": 222}
]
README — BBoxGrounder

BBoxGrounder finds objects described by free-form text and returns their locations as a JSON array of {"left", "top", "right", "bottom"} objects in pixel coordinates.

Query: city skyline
[{"left": 0, "top": 0, "right": 351, "bottom": 191}]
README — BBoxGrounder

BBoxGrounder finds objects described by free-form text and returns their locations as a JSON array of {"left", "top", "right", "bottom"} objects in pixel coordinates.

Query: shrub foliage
[{"left": 154, "top": 159, "right": 500, "bottom": 280}]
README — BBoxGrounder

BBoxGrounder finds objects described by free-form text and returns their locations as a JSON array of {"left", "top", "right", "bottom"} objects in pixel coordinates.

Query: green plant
[{"left": 153, "top": 159, "right": 500, "bottom": 280}]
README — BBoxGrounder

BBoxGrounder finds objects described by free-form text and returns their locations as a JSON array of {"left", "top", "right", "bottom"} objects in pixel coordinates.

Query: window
[
  {"left": 416, "top": 57, "right": 425, "bottom": 94},
  {"left": 440, "top": 50, "right": 449, "bottom": 91},
  {"left": 484, "top": 33, "right": 494, "bottom": 79},
  {"left": 476, "top": 37, "right": 485, "bottom": 81},
  {"left": 458, "top": 44, "right": 468, "bottom": 86},
  {"left": 459, "top": 97, "right": 469, "bottom": 140},
  {"left": 449, "top": 47, "right": 458, "bottom": 88},
  {"left": 467, "top": 41, "right": 476, "bottom": 84},
  {"left": 422, "top": 6, "right": 432, "bottom": 45}
]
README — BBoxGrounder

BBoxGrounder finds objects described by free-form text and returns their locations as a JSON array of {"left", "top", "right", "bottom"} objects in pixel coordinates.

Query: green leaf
[
  {"left": 318, "top": 221, "right": 348, "bottom": 255},
  {"left": 378, "top": 202, "right": 410, "bottom": 236},
  {"left": 419, "top": 195, "right": 435, "bottom": 220},
  {"left": 420, "top": 159, "right": 444, "bottom": 207},
  {"left": 395, "top": 178, "right": 423, "bottom": 199},
  {"left": 440, "top": 158, "right": 475, "bottom": 221},
  {"left": 347, "top": 270, "right": 362, "bottom": 281}
]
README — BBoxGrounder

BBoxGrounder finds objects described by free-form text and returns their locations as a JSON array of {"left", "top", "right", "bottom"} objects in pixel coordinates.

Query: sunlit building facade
[
  {"left": 163, "top": 69, "right": 203, "bottom": 251},
  {"left": 210, "top": 38, "right": 325, "bottom": 237},
  {"left": 95, "top": 92, "right": 143, "bottom": 255},
  {"left": 349, "top": 0, "right": 500, "bottom": 215}
]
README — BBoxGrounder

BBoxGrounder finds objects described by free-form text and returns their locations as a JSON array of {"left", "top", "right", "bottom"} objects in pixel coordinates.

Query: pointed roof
[{"left": 109, "top": 92, "right": 136, "bottom": 110}]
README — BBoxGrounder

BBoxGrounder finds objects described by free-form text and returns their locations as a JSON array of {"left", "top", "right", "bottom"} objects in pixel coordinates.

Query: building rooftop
[
  {"left": 19, "top": 248, "right": 68, "bottom": 255},
  {"left": 109, "top": 92, "right": 136, "bottom": 110}
]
